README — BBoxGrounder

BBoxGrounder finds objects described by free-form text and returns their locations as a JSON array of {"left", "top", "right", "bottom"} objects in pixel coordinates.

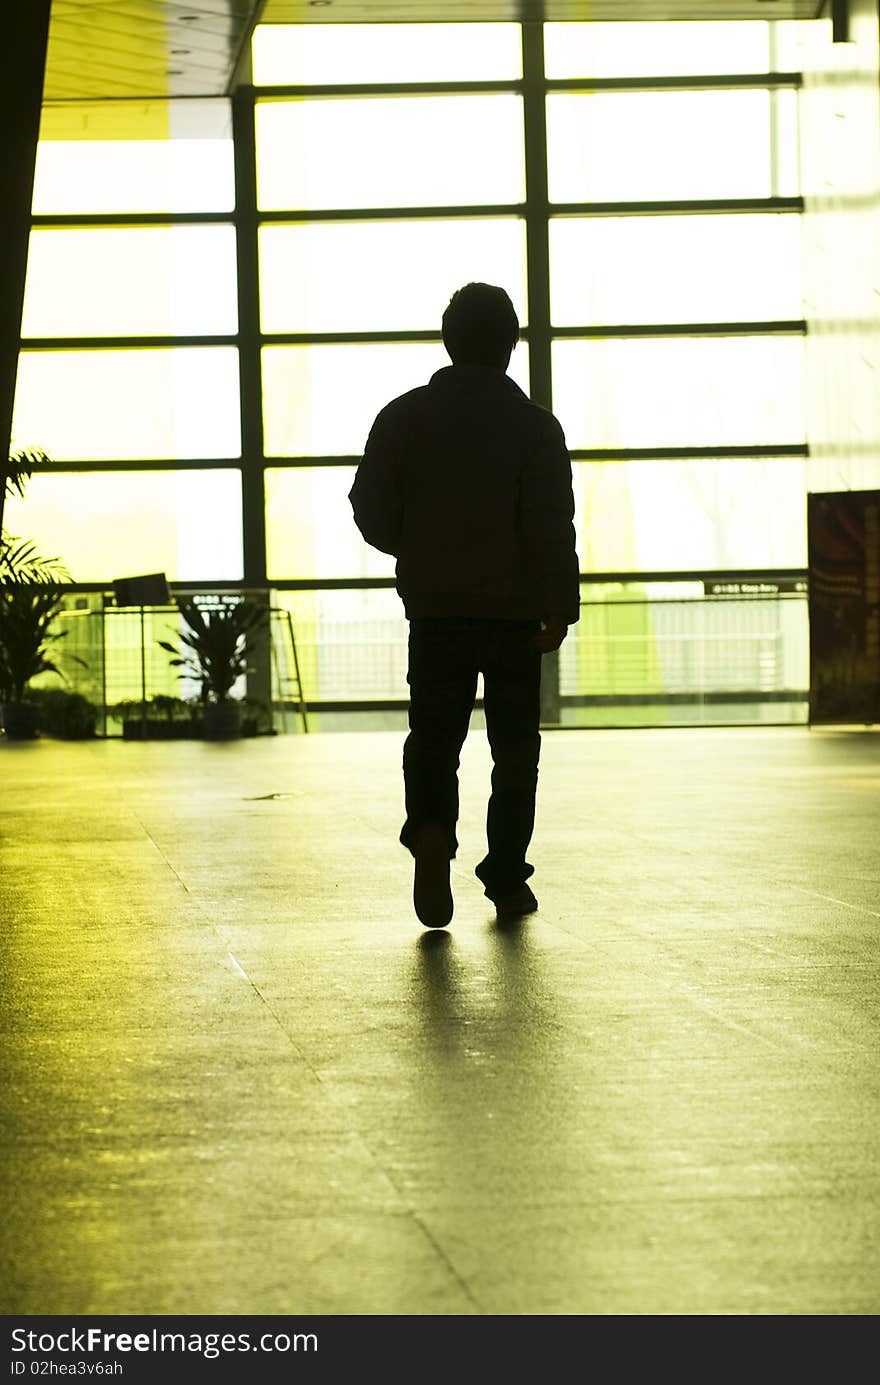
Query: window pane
[
  {"left": 266, "top": 467, "right": 394, "bottom": 580},
  {"left": 22, "top": 226, "right": 238, "bottom": 338},
  {"left": 255, "top": 96, "right": 525, "bottom": 211},
  {"left": 263, "top": 343, "right": 531, "bottom": 456},
  {"left": 544, "top": 20, "right": 771, "bottom": 78},
  {"left": 772, "top": 88, "right": 800, "bottom": 198},
  {"left": 550, "top": 215, "right": 802, "bottom": 325},
  {"left": 773, "top": 18, "right": 823, "bottom": 70},
  {"left": 552, "top": 337, "right": 805, "bottom": 449},
  {"left": 572, "top": 456, "right": 809, "bottom": 572},
  {"left": 2, "top": 471, "right": 242, "bottom": 582},
  {"left": 33, "top": 101, "right": 234, "bottom": 214},
  {"left": 12, "top": 349, "right": 241, "bottom": 460},
  {"left": 272, "top": 589, "right": 409, "bottom": 706},
  {"left": 560, "top": 583, "right": 809, "bottom": 727},
  {"left": 252, "top": 22, "right": 522, "bottom": 84},
  {"left": 547, "top": 91, "right": 774, "bottom": 202},
  {"left": 259, "top": 219, "right": 527, "bottom": 333}
]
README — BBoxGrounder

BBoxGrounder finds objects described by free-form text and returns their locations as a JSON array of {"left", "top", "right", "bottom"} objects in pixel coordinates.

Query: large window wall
[
  {"left": 10, "top": 99, "right": 242, "bottom": 584},
  {"left": 10, "top": 21, "right": 813, "bottom": 725}
]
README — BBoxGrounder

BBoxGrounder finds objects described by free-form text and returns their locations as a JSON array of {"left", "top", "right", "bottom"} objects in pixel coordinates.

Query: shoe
[
  {"left": 413, "top": 823, "right": 453, "bottom": 928},
  {"left": 492, "top": 883, "right": 538, "bottom": 918}
]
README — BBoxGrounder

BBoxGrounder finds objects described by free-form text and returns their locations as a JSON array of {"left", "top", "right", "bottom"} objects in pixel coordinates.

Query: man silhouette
[{"left": 349, "top": 282, "right": 580, "bottom": 928}]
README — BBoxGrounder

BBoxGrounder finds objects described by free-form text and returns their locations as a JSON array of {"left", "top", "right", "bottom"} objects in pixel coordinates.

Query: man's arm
[
  {"left": 520, "top": 414, "right": 581, "bottom": 640},
  {"left": 349, "top": 406, "right": 404, "bottom": 557}
]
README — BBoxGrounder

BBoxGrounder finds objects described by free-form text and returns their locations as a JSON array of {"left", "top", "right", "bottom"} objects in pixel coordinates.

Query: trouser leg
[
  {"left": 475, "top": 622, "right": 542, "bottom": 898},
  {"left": 400, "top": 619, "right": 478, "bottom": 858}
]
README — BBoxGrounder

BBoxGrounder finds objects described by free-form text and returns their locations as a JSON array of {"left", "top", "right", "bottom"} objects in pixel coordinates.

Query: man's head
[{"left": 441, "top": 283, "right": 519, "bottom": 369}]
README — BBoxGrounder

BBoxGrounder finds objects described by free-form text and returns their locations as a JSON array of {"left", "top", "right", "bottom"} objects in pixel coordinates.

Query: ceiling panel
[
  {"left": 262, "top": 2, "right": 822, "bottom": 23},
  {"left": 43, "top": 0, "right": 822, "bottom": 102},
  {"left": 44, "top": 1, "right": 264, "bottom": 99}
]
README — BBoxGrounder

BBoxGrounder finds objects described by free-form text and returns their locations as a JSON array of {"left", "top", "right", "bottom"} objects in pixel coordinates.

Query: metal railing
[{"left": 30, "top": 585, "right": 810, "bottom": 733}]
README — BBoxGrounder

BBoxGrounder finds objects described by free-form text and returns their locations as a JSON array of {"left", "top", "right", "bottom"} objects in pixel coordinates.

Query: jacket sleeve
[
  {"left": 348, "top": 405, "right": 404, "bottom": 557},
  {"left": 519, "top": 413, "right": 581, "bottom": 626}
]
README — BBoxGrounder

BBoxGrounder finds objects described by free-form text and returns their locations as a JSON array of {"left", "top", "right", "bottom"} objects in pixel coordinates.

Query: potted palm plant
[
  {"left": 0, "top": 585, "right": 83, "bottom": 739},
  {"left": 1, "top": 450, "right": 58, "bottom": 584},
  {"left": 158, "top": 597, "right": 268, "bottom": 739}
]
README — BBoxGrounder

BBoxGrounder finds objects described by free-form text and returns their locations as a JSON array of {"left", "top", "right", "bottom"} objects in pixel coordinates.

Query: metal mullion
[
  {"left": 544, "top": 73, "right": 802, "bottom": 92},
  {"left": 263, "top": 456, "right": 360, "bottom": 469},
  {"left": 522, "top": 24, "right": 552, "bottom": 411},
  {"left": 20, "top": 335, "right": 239, "bottom": 350},
  {"left": 232, "top": 87, "right": 267, "bottom": 588},
  {"left": 578, "top": 568, "right": 807, "bottom": 585},
  {"left": 258, "top": 322, "right": 806, "bottom": 350},
  {"left": 35, "top": 458, "right": 243, "bottom": 472},
  {"left": 257, "top": 567, "right": 811, "bottom": 592},
  {"left": 570, "top": 445, "right": 809, "bottom": 461},
  {"left": 49, "top": 569, "right": 808, "bottom": 595},
  {"left": 522, "top": 22, "right": 560, "bottom": 725},
  {"left": 256, "top": 204, "right": 526, "bottom": 224},
  {"left": 30, "top": 212, "right": 235, "bottom": 227},
  {"left": 248, "top": 75, "right": 802, "bottom": 100},
  {"left": 549, "top": 197, "right": 804, "bottom": 218},
  {"left": 552, "top": 321, "right": 807, "bottom": 339},
  {"left": 262, "top": 330, "right": 444, "bottom": 347},
  {"left": 269, "top": 578, "right": 398, "bottom": 591},
  {"left": 250, "top": 80, "right": 522, "bottom": 98}
]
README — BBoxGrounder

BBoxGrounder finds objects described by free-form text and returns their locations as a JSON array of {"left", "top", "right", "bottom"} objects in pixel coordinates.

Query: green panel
[
  {"left": 262, "top": 341, "right": 531, "bottom": 457},
  {"left": 258, "top": 219, "right": 527, "bottom": 333},
  {"left": 252, "top": 22, "right": 522, "bottom": 84},
  {"left": 547, "top": 90, "right": 777, "bottom": 202},
  {"left": 255, "top": 95, "right": 525, "bottom": 211},
  {"left": 12, "top": 348, "right": 241, "bottom": 460},
  {"left": 552, "top": 336, "right": 805, "bottom": 451},
  {"left": 549, "top": 214, "right": 801, "bottom": 326},
  {"left": 2, "top": 470, "right": 243, "bottom": 583},
  {"left": 22, "top": 226, "right": 238, "bottom": 338}
]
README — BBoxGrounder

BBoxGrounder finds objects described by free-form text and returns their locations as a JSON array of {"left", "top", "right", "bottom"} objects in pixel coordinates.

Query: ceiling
[{"left": 42, "top": 0, "right": 823, "bottom": 102}]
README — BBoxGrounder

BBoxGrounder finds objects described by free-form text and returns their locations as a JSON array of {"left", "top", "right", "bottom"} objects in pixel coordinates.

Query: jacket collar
[{"left": 429, "top": 364, "right": 528, "bottom": 398}]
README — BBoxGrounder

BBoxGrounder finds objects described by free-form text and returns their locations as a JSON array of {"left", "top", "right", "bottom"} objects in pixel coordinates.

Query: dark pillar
[
  {"left": 232, "top": 85, "right": 273, "bottom": 723},
  {"left": 0, "top": 1, "right": 51, "bottom": 535},
  {"left": 522, "top": 21, "right": 563, "bottom": 726}
]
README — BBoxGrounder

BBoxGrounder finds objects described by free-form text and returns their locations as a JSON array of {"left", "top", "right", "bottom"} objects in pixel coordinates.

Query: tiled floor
[{"left": 1, "top": 726, "right": 878, "bottom": 1314}]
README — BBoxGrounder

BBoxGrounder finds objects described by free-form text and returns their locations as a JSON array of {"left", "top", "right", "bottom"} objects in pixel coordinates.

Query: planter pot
[
  {"left": 122, "top": 719, "right": 203, "bottom": 740},
  {"left": 203, "top": 700, "right": 242, "bottom": 740},
  {"left": 2, "top": 701, "right": 39, "bottom": 739}
]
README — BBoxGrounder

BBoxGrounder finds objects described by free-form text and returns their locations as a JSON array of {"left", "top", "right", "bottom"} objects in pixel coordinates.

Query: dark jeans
[{"left": 399, "top": 617, "right": 542, "bottom": 899}]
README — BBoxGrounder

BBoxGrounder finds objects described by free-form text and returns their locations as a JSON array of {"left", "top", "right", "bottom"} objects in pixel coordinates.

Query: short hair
[{"left": 441, "top": 283, "right": 519, "bottom": 367}]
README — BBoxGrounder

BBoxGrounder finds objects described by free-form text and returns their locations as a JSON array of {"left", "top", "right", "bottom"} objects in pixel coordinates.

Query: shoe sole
[
  {"left": 493, "top": 892, "right": 538, "bottom": 919},
  {"left": 413, "top": 827, "right": 453, "bottom": 928}
]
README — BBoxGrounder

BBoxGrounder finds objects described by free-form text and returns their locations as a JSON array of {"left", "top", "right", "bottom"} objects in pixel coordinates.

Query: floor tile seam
[
  {"left": 216, "top": 946, "right": 343, "bottom": 1091},
  {"left": 406, "top": 1209, "right": 484, "bottom": 1312},
  {"left": 784, "top": 885, "right": 880, "bottom": 923},
  {"left": 409, "top": 1184, "right": 880, "bottom": 1215},
  {"left": 534, "top": 909, "right": 876, "bottom": 1046},
  {"left": 215, "top": 942, "right": 434, "bottom": 1169},
  {"left": 661, "top": 991, "right": 819, "bottom": 1054}
]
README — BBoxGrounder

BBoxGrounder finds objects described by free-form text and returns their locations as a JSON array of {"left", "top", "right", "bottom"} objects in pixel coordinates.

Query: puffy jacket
[{"left": 349, "top": 364, "right": 580, "bottom": 626}]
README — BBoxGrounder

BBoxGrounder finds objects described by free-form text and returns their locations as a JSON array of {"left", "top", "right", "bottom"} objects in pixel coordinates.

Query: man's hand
[{"left": 535, "top": 616, "right": 568, "bottom": 653}]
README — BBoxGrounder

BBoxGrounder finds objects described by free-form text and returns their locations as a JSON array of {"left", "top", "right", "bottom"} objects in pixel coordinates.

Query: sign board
[
  {"left": 704, "top": 579, "right": 808, "bottom": 597},
  {"left": 112, "top": 572, "right": 172, "bottom": 607}
]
